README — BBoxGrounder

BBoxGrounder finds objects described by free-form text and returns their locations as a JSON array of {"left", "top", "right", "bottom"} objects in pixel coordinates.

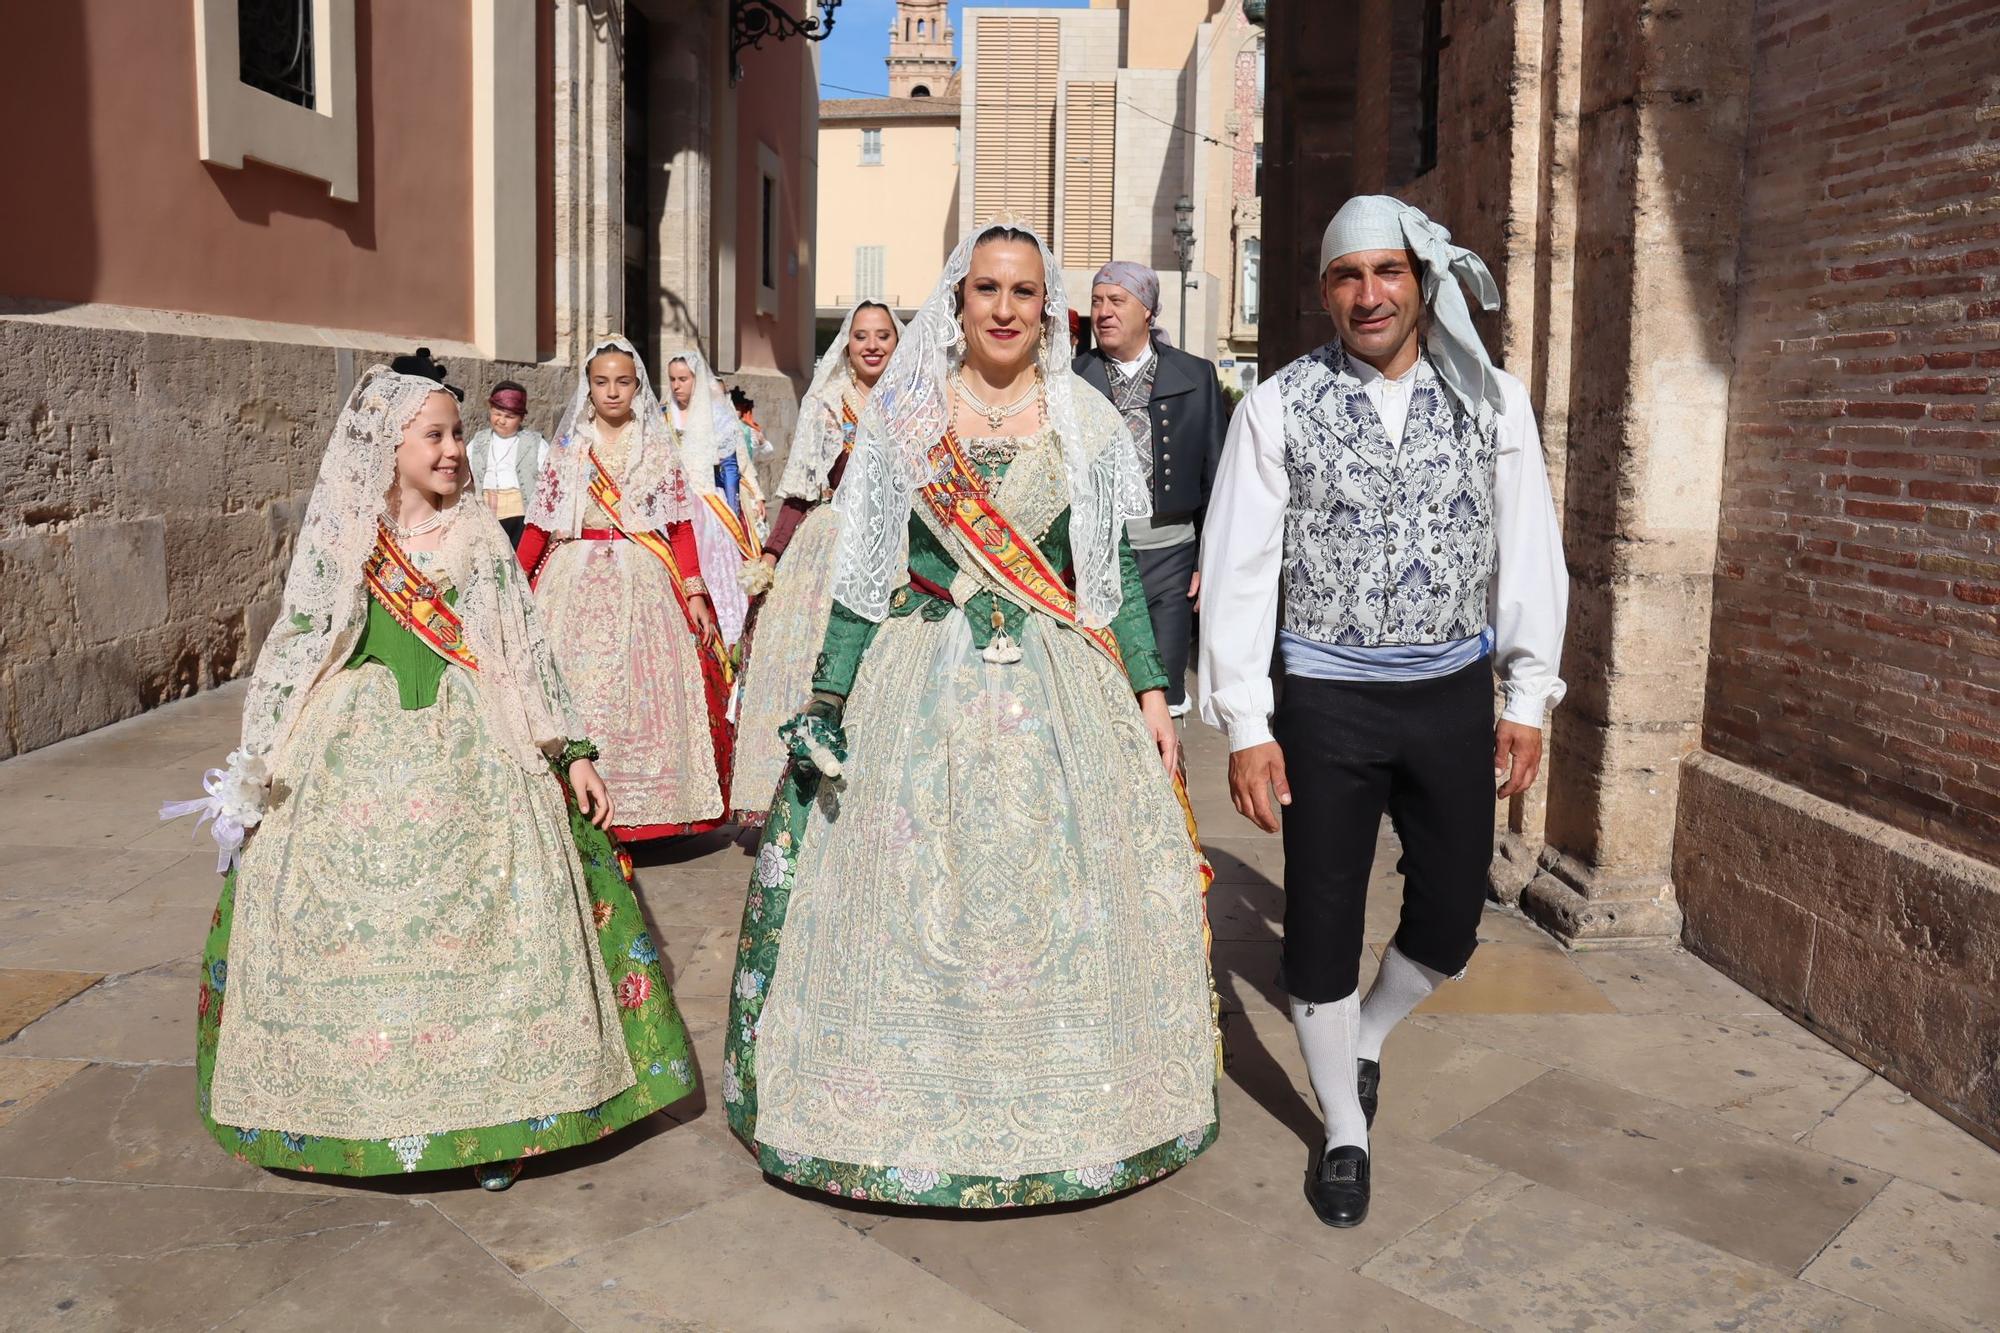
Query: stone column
[
  {"left": 1519, "top": 0, "right": 1753, "bottom": 945},
  {"left": 1491, "top": 0, "right": 1582, "bottom": 904},
  {"left": 553, "top": 0, "right": 625, "bottom": 367}
]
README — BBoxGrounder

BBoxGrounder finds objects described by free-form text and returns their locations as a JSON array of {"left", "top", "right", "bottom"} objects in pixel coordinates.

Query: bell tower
[{"left": 886, "top": 0, "right": 955, "bottom": 99}]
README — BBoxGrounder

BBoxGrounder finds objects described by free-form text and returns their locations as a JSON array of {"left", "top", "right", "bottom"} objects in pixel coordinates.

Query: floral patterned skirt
[
  {"left": 724, "top": 613, "right": 1218, "bottom": 1208},
  {"left": 196, "top": 785, "right": 696, "bottom": 1177}
]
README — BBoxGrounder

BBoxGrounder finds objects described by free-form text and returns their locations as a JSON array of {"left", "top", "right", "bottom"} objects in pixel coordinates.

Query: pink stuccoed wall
[{"left": 0, "top": 0, "right": 474, "bottom": 343}]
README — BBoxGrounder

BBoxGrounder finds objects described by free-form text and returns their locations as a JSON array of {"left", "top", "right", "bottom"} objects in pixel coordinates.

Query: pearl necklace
[
  {"left": 953, "top": 371, "right": 1041, "bottom": 431},
  {"left": 388, "top": 501, "right": 461, "bottom": 542}
]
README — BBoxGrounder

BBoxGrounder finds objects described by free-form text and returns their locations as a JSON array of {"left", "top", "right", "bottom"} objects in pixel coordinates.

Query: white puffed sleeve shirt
[{"left": 1196, "top": 356, "right": 1569, "bottom": 752}]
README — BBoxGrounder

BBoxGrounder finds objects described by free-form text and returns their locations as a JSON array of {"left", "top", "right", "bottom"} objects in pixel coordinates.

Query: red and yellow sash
[
  {"left": 587, "top": 450, "right": 735, "bottom": 684},
  {"left": 914, "top": 430, "right": 1213, "bottom": 893},
  {"left": 701, "top": 490, "right": 764, "bottom": 561},
  {"left": 362, "top": 524, "right": 479, "bottom": 672}
]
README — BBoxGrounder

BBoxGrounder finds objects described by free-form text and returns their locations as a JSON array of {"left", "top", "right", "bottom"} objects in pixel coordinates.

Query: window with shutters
[
  {"left": 1061, "top": 82, "right": 1115, "bottom": 270},
  {"left": 861, "top": 128, "right": 883, "bottom": 165},
  {"left": 855, "top": 246, "right": 887, "bottom": 301},
  {"left": 971, "top": 15, "right": 1058, "bottom": 235}
]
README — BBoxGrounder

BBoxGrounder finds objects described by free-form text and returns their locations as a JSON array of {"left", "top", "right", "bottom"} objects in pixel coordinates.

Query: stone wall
[
  {"left": 1677, "top": 0, "right": 2000, "bottom": 1144},
  {"left": 0, "top": 312, "right": 571, "bottom": 760},
  {"left": 1699, "top": 0, "right": 2000, "bottom": 863},
  {"left": 1676, "top": 754, "right": 2000, "bottom": 1149}
]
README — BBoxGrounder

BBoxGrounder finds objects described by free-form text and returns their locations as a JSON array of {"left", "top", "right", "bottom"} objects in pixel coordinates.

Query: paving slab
[
  {"left": 0, "top": 1061, "right": 324, "bottom": 1195},
  {"left": 1163, "top": 1076, "right": 1503, "bottom": 1269},
  {"left": 0, "top": 859, "right": 216, "bottom": 973},
  {"left": 862, "top": 1174, "right": 1478, "bottom": 1332},
  {"left": 1, "top": 958, "right": 198, "bottom": 1065},
  {"left": 1396, "top": 940, "right": 1618, "bottom": 1016},
  {"left": 0, "top": 1057, "right": 88, "bottom": 1128},
  {"left": 1437, "top": 1069, "right": 1889, "bottom": 1272},
  {"left": 431, "top": 1112, "right": 762, "bottom": 1275},
  {"left": 0, "top": 1178, "right": 429, "bottom": 1332},
  {"left": 0, "top": 842, "right": 189, "bottom": 903},
  {"left": 1362, "top": 1174, "right": 1909, "bottom": 1331},
  {"left": 1805, "top": 1076, "right": 2000, "bottom": 1210},
  {"left": 0, "top": 968, "right": 101, "bottom": 1039},
  {"left": 1570, "top": 944, "right": 1782, "bottom": 1017},
  {"left": 527, "top": 1186, "right": 1028, "bottom": 1332},
  {"left": 1422, "top": 1009, "right": 1876, "bottom": 1141},
  {"left": 1801, "top": 1177, "right": 2000, "bottom": 1332}
]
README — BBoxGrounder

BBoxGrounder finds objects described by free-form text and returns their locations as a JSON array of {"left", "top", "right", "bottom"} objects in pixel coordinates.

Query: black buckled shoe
[
  {"left": 1304, "top": 1143, "right": 1371, "bottom": 1228},
  {"left": 1357, "top": 1058, "right": 1381, "bottom": 1129}
]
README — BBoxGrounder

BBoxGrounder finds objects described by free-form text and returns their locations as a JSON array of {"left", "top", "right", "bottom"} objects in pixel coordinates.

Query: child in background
[{"left": 468, "top": 381, "right": 549, "bottom": 546}]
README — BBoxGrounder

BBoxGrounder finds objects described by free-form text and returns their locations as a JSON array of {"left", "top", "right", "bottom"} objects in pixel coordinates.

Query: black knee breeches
[{"left": 1273, "top": 660, "right": 1496, "bottom": 1004}]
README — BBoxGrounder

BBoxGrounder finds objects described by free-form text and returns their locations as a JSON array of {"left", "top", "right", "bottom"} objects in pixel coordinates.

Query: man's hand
[
  {"left": 1228, "top": 740, "right": 1291, "bottom": 833},
  {"left": 1187, "top": 570, "right": 1201, "bottom": 601},
  {"left": 1494, "top": 720, "right": 1544, "bottom": 799}
]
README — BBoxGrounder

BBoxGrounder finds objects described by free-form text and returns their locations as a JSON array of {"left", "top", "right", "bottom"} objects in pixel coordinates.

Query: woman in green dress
[
  {"left": 724, "top": 225, "right": 1219, "bottom": 1208},
  {"left": 165, "top": 353, "right": 693, "bottom": 1189}
]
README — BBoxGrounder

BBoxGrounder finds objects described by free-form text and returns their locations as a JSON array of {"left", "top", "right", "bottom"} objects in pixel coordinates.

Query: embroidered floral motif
[
  {"left": 627, "top": 933, "right": 659, "bottom": 965},
  {"left": 388, "top": 1133, "right": 430, "bottom": 1172},
  {"left": 617, "top": 972, "right": 652, "bottom": 1010},
  {"left": 1279, "top": 343, "right": 1497, "bottom": 647}
]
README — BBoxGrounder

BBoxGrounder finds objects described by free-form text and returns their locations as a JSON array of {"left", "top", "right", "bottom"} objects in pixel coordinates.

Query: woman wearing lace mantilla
[
  {"left": 723, "top": 225, "right": 1220, "bottom": 1208},
  {"left": 164, "top": 353, "right": 694, "bottom": 1189},
  {"left": 729, "top": 301, "right": 903, "bottom": 822},
  {"left": 664, "top": 348, "right": 768, "bottom": 655},
  {"left": 518, "top": 338, "right": 733, "bottom": 841}
]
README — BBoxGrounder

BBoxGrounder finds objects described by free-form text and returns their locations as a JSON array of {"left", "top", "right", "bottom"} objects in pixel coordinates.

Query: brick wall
[{"left": 1703, "top": 0, "right": 2000, "bottom": 866}]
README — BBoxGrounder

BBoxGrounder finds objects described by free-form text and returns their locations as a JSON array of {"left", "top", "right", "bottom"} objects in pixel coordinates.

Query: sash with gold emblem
[
  {"left": 586, "top": 449, "right": 735, "bottom": 684},
  {"left": 362, "top": 524, "right": 479, "bottom": 672}
]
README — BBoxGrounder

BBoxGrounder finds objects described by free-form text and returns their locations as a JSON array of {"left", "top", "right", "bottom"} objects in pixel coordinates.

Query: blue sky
[{"left": 817, "top": 0, "right": 1091, "bottom": 100}]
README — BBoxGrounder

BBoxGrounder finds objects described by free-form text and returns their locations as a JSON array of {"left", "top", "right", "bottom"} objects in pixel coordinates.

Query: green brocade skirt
[{"left": 195, "top": 798, "right": 695, "bottom": 1177}]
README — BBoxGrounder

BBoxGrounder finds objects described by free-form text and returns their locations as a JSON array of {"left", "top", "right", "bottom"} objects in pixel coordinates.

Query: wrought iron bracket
[{"left": 731, "top": 0, "right": 842, "bottom": 84}]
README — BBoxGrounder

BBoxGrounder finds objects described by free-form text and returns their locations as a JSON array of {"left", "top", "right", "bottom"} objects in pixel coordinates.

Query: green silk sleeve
[
  {"left": 811, "top": 599, "right": 882, "bottom": 699},
  {"left": 1110, "top": 532, "right": 1170, "bottom": 695}
]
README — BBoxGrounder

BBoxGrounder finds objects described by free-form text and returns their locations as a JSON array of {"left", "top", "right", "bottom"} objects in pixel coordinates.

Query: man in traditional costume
[
  {"left": 1199, "top": 196, "right": 1568, "bottom": 1227},
  {"left": 1072, "top": 262, "right": 1228, "bottom": 716}
]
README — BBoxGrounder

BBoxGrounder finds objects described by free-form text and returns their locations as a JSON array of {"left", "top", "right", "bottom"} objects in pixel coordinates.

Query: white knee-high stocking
[
  {"left": 1357, "top": 944, "right": 1450, "bottom": 1062},
  {"left": 1290, "top": 993, "right": 1368, "bottom": 1151}
]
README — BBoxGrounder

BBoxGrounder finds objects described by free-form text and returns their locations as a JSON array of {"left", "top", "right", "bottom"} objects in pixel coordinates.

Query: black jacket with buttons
[{"left": 1073, "top": 340, "right": 1230, "bottom": 532}]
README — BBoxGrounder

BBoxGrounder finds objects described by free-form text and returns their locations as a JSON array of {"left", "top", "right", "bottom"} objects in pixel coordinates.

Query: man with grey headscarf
[
  {"left": 1198, "top": 196, "right": 1568, "bottom": 1228},
  {"left": 1073, "top": 260, "right": 1229, "bottom": 716}
]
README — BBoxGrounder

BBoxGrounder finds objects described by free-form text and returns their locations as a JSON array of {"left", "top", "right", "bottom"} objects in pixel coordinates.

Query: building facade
[
  {"left": 958, "top": 0, "right": 1261, "bottom": 378},
  {"left": 815, "top": 99, "right": 963, "bottom": 328},
  {"left": 0, "top": 0, "right": 817, "bottom": 758},
  {"left": 1263, "top": 0, "right": 2000, "bottom": 1147}
]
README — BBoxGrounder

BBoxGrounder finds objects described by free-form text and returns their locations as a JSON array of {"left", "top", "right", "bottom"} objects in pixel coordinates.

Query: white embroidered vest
[{"left": 1278, "top": 343, "right": 1498, "bottom": 647}]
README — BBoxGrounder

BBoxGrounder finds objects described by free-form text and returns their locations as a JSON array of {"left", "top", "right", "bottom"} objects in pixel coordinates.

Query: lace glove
[{"left": 780, "top": 694, "right": 847, "bottom": 780}]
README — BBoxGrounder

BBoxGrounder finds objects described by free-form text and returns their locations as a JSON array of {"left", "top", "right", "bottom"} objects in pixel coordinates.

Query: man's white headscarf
[{"left": 1321, "top": 195, "right": 1503, "bottom": 419}]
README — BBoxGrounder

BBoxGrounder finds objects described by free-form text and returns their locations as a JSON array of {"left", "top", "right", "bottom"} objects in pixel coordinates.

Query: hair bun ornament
[{"left": 391, "top": 347, "right": 466, "bottom": 402}]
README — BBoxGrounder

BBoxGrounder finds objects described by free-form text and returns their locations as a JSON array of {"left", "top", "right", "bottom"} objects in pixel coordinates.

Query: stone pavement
[{"left": 2, "top": 685, "right": 1997, "bottom": 1332}]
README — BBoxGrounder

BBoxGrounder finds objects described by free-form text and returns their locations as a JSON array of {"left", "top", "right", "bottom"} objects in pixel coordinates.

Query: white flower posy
[{"left": 159, "top": 748, "right": 272, "bottom": 874}]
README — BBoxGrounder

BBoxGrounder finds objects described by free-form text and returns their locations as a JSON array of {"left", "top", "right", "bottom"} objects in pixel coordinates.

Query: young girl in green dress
[{"left": 165, "top": 353, "right": 693, "bottom": 1189}]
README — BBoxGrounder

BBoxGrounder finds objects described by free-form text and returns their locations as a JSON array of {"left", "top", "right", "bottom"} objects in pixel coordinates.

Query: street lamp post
[{"left": 1173, "top": 194, "right": 1196, "bottom": 349}]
